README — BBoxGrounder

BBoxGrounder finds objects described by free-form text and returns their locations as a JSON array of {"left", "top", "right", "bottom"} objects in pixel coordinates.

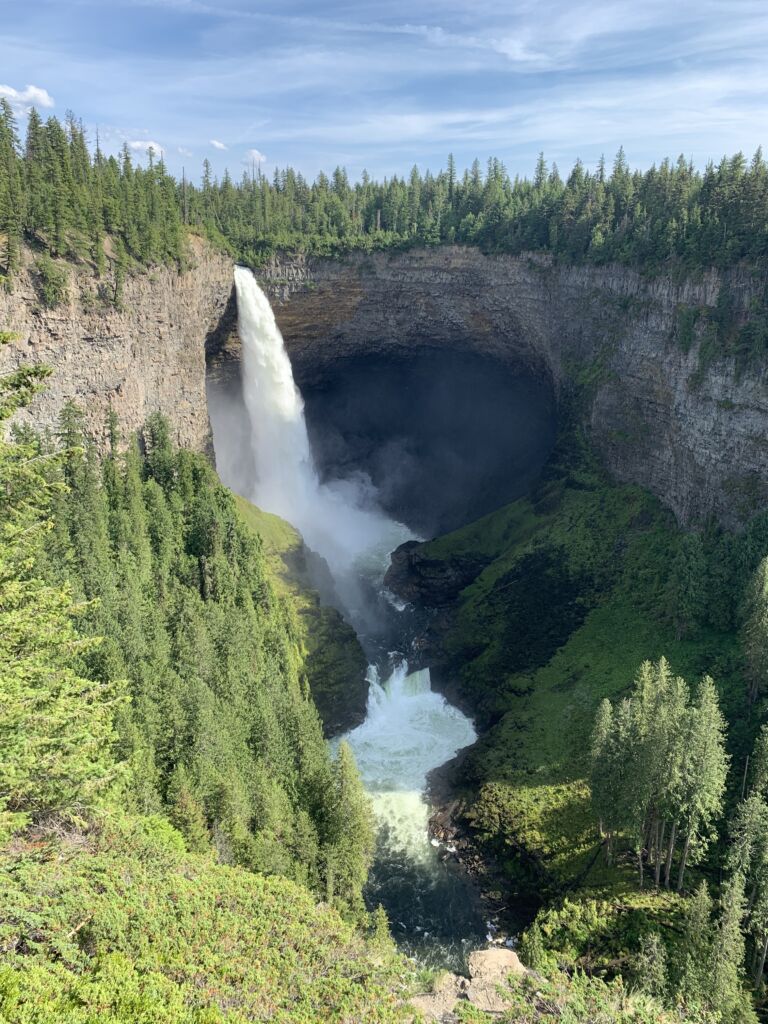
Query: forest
[
  {"left": 4, "top": 98, "right": 768, "bottom": 1021},
  {"left": 3, "top": 98, "right": 768, "bottom": 288}
]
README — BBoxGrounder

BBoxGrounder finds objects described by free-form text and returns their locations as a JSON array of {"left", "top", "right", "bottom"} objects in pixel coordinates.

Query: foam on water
[{"left": 337, "top": 663, "right": 477, "bottom": 859}]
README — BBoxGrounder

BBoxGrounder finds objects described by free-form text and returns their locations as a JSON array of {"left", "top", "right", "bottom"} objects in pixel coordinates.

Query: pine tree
[
  {"left": 325, "top": 742, "right": 374, "bottom": 910},
  {"left": 0, "top": 365, "right": 125, "bottom": 835},
  {"left": 743, "top": 556, "right": 768, "bottom": 704}
]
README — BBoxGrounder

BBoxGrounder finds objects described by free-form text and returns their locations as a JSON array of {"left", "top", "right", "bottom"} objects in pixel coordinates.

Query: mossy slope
[
  {"left": 0, "top": 815, "right": 414, "bottom": 1023},
  {"left": 401, "top": 440, "right": 747, "bottom": 909},
  {"left": 234, "top": 496, "right": 368, "bottom": 736}
]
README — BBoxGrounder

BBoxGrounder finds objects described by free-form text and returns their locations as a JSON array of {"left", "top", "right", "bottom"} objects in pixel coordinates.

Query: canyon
[{"left": 2, "top": 241, "right": 767, "bottom": 529}]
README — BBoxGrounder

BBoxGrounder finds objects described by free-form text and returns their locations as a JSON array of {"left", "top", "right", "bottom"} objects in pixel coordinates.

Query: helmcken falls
[{"left": 229, "top": 265, "right": 485, "bottom": 966}]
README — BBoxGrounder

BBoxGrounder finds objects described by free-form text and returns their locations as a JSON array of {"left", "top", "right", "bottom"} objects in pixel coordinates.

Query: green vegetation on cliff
[
  {"left": 0, "top": 99, "right": 184, "bottom": 285},
  {"left": 233, "top": 496, "right": 368, "bottom": 736},
  {"left": 0, "top": 367, "right": 408, "bottom": 1020},
  {"left": 397, "top": 432, "right": 768, "bottom": 1016}
]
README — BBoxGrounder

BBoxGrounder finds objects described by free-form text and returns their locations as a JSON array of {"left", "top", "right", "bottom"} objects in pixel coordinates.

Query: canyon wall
[
  {"left": 0, "top": 238, "right": 233, "bottom": 451},
  {"left": 3, "top": 239, "right": 766, "bottom": 529},
  {"left": 249, "top": 248, "right": 768, "bottom": 528}
]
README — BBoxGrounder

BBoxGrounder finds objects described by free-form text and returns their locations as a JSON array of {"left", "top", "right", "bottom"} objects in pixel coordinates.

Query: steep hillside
[{"left": 234, "top": 497, "right": 368, "bottom": 735}]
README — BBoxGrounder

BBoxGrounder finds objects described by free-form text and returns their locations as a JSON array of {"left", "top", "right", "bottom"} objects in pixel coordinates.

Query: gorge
[{"left": 4, "top": 235, "right": 768, "bottom": 1016}]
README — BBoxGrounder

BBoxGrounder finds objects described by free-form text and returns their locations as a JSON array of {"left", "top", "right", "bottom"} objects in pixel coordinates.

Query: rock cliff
[
  {"left": 250, "top": 247, "right": 768, "bottom": 528},
  {"left": 3, "top": 240, "right": 767, "bottom": 529},
  {"left": 0, "top": 238, "right": 233, "bottom": 451}
]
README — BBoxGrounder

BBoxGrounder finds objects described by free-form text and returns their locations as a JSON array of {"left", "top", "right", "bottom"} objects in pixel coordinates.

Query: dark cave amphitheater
[
  {"left": 299, "top": 349, "right": 557, "bottom": 537},
  {"left": 208, "top": 344, "right": 557, "bottom": 539}
]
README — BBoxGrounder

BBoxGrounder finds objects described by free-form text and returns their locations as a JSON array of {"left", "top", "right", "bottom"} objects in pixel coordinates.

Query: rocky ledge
[{"left": 410, "top": 948, "right": 536, "bottom": 1021}]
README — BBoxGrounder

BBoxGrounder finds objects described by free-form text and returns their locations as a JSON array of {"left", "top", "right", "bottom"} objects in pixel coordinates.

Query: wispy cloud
[
  {"left": 1, "top": 0, "right": 766, "bottom": 182},
  {"left": 129, "top": 139, "right": 164, "bottom": 156},
  {"left": 0, "top": 82, "right": 54, "bottom": 113}
]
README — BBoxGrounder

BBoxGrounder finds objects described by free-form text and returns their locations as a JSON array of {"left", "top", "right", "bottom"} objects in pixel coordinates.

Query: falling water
[
  {"left": 232, "top": 266, "right": 486, "bottom": 965},
  {"left": 234, "top": 265, "right": 409, "bottom": 577}
]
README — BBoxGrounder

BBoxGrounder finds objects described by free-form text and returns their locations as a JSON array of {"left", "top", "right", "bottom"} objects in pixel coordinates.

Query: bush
[{"left": 34, "top": 254, "right": 69, "bottom": 308}]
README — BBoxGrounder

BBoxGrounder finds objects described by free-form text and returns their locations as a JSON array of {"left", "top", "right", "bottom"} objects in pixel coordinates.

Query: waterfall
[
  {"left": 234, "top": 265, "right": 409, "bottom": 577},
  {"left": 232, "top": 266, "right": 485, "bottom": 966},
  {"left": 337, "top": 662, "right": 476, "bottom": 861}
]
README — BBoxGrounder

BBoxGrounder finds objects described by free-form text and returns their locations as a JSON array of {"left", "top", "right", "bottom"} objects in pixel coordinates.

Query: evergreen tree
[
  {"left": 325, "top": 742, "right": 374, "bottom": 910},
  {"left": 743, "top": 555, "right": 768, "bottom": 704}
]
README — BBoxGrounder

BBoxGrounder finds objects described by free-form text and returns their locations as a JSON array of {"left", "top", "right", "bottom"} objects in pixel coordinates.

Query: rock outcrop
[
  {"left": 251, "top": 248, "right": 768, "bottom": 528},
  {"left": 409, "top": 947, "right": 533, "bottom": 1021},
  {"left": 385, "top": 541, "right": 491, "bottom": 606},
  {"left": 0, "top": 239, "right": 233, "bottom": 451}
]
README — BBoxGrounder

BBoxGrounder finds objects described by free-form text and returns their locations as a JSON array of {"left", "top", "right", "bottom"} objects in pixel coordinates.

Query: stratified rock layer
[
  {"left": 0, "top": 239, "right": 232, "bottom": 451},
  {"left": 3, "top": 242, "right": 767, "bottom": 529},
  {"left": 251, "top": 248, "right": 768, "bottom": 528}
]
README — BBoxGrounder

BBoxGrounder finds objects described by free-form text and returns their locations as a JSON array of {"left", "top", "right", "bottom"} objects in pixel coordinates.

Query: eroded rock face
[
  {"left": 252, "top": 248, "right": 768, "bottom": 528},
  {"left": 0, "top": 239, "right": 233, "bottom": 451},
  {"left": 5, "top": 242, "right": 767, "bottom": 531}
]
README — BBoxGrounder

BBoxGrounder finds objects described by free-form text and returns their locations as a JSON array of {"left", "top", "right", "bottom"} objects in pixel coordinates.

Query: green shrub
[{"left": 34, "top": 254, "right": 69, "bottom": 308}]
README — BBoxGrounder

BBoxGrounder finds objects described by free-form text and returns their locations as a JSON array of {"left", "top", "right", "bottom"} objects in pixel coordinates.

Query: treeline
[
  {"left": 0, "top": 359, "right": 374, "bottom": 910},
  {"left": 0, "top": 100, "right": 183, "bottom": 278},
  {"left": 195, "top": 149, "right": 768, "bottom": 280},
  {"left": 3, "top": 99, "right": 768, "bottom": 293}
]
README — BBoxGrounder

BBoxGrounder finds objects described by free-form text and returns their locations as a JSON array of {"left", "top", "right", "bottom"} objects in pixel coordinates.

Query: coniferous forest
[
  {"left": 3, "top": 97, "right": 768, "bottom": 284},
  {"left": 4, "top": 91, "right": 768, "bottom": 1022}
]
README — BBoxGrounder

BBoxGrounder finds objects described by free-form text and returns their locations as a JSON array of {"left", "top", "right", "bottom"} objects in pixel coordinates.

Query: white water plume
[
  {"left": 233, "top": 265, "right": 410, "bottom": 577},
  {"left": 337, "top": 662, "right": 477, "bottom": 859}
]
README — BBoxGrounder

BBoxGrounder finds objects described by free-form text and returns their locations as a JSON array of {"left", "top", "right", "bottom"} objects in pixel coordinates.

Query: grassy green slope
[
  {"left": 410, "top": 439, "right": 749, "bottom": 953},
  {"left": 0, "top": 815, "right": 414, "bottom": 1023},
  {"left": 234, "top": 496, "right": 368, "bottom": 735}
]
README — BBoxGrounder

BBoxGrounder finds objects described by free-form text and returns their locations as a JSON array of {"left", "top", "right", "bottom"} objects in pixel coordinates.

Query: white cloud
[
  {"left": 243, "top": 147, "right": 267, "bottom": 166},
  {"left": 178, "top": 146, "right": 193, "bottom": 157},
  {"left": 0, "top": 83, "right": 55, "bottom": 113},
  {"left": 129, "top": 139, "right": 164, "bottom": 156},
  {"left": 210, "top": 138, "right": 227, "bottom": 150}
]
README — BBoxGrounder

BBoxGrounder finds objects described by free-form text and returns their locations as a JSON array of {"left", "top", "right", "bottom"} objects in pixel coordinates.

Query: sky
[{"left": 1, "top": 0, "right": 767, "bottom": 184}]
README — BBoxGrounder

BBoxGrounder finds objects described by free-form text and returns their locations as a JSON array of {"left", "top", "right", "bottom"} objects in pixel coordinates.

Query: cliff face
[
  {"left": 0, "top": 239, "right": 233, "bottom": 451},
  {"left": 253, "top": 248, "right": 768, "bottom": 528},
  {"left": 3, "top": 240, "right": 766, "bottom": 529}
]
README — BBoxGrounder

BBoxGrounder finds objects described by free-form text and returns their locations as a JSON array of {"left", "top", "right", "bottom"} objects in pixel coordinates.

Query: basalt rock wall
[
  {"left": 247, "top": 247, "right": 768, "bottom": 528},
  {"left": 0, "top": 238, "right": 233, "bottom": 451}
]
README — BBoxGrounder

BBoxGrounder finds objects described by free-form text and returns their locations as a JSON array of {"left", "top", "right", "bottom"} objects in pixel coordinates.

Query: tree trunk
[
  {"left": 664, "top": 822, "right": 676, "bottom": 889},
  {"left": 655, "top": 821, "right": 665, "bottom": 889},
  {"left": 677, "top": 831, "right": 691, "bottom": 892},
  {"left": 639, "top": 847, "right": 644, "bottom": 889},
  {"left": 756, "top": 931, "right": 768, "bottom": 987},
  {"left": 748, "top": 882, "right": 758, "bottom": 914}
]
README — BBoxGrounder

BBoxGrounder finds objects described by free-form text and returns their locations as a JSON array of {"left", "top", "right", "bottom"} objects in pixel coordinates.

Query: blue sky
[{"left": 1, "top": 0, "right": 766, "bottom": 183}]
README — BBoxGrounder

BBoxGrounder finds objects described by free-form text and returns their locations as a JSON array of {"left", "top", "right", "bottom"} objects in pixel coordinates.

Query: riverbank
[{"left": 386, "top": 433, "right": 752, "bottom": 971}]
